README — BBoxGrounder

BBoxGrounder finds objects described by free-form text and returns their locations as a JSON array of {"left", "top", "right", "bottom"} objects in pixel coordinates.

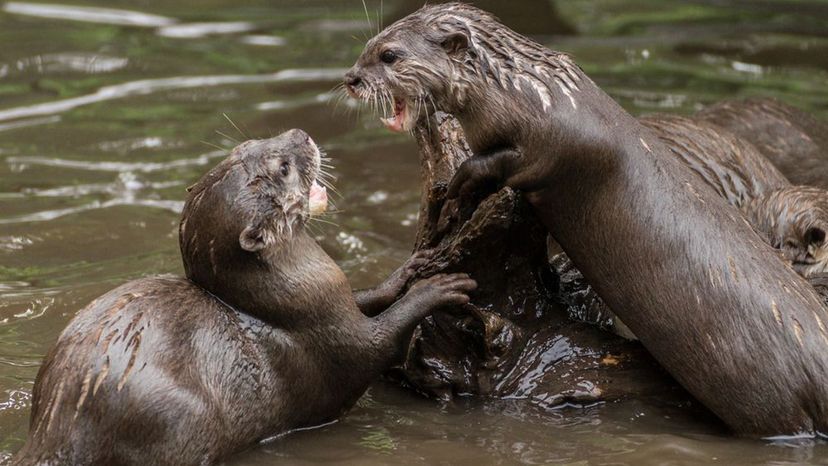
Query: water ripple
[
  {"left": 157, "top": 22, "right": 256, "bottom": 39},
  {"left": 255, "top": 92, "right": 338, "bottom": 111},
  {"left": 7, "top": 53, "right": 128, "bottom": 75},
  {"left": 2, "top": 2, "right": 176, "bottom": 27},
  {"left": 0, "top": 179, "right": 182, "bottom": 199},
  {"left": 0, "top": 390, "right": 31, "bottom": 411},
  {"left": 0, "top": 116, "right": 61, "bottom": 133},
  {"left": 0, "top": 68, "right": 348, "bottom": 123},
  {"left": 0, "top": 198, "right": 184, "bottom": 224},
  {"left": 6, "top": 149, "right": 225, "bottom": 173},
  {"left": 240, "top": 35, "right": 287, "bottom": 47}
]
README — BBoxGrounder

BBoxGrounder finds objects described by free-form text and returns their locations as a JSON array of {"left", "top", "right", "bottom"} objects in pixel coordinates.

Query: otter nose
[
  {"left": 345, "top": 72, "right": 362, "bottom": 88},
  {"left": 283, "top": 128, "right": 311, "bottom": 145},
  {"left": 344, "top": 71, "right": 363, "bottom": 97}
]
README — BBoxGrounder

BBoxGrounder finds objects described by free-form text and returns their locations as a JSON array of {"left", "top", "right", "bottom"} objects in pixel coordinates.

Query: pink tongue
[
  {"left": 381, "top": 104, "right": 405, "bottom": 132},
  {"left": 309, "top": 180, "right": 328, "bottom": 215}
]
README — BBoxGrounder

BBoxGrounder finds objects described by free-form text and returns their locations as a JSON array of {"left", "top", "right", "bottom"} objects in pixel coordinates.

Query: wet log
[{"left": 392, "top": 112, "right": 683, "bottom": 407}]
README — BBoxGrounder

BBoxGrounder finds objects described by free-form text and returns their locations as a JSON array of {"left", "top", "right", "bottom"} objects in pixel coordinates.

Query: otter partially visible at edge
[
  {"left": 641, "top": 112, "right": 828, "bottom": 283},
  {"left": 345, "top": 2, "right": 828, "bottom": 436},
  {"left": 12, "top": 130, "right": 477, "bottom": 466}
]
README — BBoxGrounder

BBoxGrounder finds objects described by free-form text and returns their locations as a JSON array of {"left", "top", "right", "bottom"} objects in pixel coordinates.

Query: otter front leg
[
  {"left": 441, "top": 149, "right": 521, "bottom": 229},
  {"left": 354, "top": 249, "right": 435, "bottom": 317},
  {"left": 370, "top": 273, "right": 477, "bottom": 361}
]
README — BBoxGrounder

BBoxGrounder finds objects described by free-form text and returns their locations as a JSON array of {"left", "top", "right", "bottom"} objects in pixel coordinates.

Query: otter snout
[
  {"left": 344, "top": 70, "right": 364, "bottom": 98},
  {"left": 282, "top": 128, "right": 312, "bottom": 149}
]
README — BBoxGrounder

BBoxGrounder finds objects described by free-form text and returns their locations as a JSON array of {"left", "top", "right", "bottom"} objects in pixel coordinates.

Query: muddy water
[{"left": 1, "top": 0, "right": 828, "bottom": 464}]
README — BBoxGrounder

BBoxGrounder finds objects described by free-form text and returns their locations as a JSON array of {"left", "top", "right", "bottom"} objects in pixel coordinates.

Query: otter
[
  {"left": 346, "top": 3, "right": 828, "bottom": 436},
  {"left": 11, "top": 129, "right": 477, "bottom": 466},
  {"left": 640, "top": 113, "right": 828, "bottom": 283},
  {"left": 743, "top": 186, "right": 828, "bottom": 279},
  {"left": 698, "top": 98, "right": 828, "bottom": 189},
  {"left": 639, "top": 113, "right": 790, "bottom": 208}
]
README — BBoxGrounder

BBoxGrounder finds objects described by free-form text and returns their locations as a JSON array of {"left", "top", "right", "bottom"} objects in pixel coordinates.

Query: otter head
[
  {"left": 781, "top": 215, "right": 828, "bottom": 278},
  {"left": 179, "top": 129, "right": 329, "bottom": 288},
  {"left": 748, "top": 186, "right": 828, "bottom": 278},
  {"left": 344, "top": 3, "right": 498, "bottom": 133}
]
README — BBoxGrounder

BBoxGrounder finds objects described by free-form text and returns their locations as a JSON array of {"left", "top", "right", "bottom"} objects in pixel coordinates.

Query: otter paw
[
  {"left": 381, "top": 249, "right": 436, "bottom": 296},
  {"left": 409, "top": 273, "right": 478, "bottom": 308}
]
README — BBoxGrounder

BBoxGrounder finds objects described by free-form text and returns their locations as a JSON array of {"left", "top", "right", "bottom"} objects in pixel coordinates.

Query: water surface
[{"left": 1, "top": 0, "right": 828, "bottom": 463}]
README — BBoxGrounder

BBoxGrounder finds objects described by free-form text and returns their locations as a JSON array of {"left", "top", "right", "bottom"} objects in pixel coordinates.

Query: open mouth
[
  {"left": 305, "top": 135, "right": 329, "bottom": 217},
  {"left": 309, "top": 180, "right": 328, "bottom": 216},
  {"left": 381, "top": 97, "right": 408, "bottom": 133}
]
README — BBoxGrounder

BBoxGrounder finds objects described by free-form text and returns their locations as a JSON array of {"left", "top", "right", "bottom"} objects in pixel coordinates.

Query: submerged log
[{"left": 393, "top": 112, "right": 684, "bottom": 407}]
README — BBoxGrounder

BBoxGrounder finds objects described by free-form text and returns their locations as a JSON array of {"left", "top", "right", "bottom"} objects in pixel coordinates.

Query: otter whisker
[
  {"left": 318, "top": 209, "right": 344, "bottom": 219},
  {"left": 328, "top": 82, "right": 346, "bottom": 95},
  {"left": 308, "top": 216, "right": 340, "bottom": 229},
  {"left": 222, "top": 113, "right": 248, "bottom": 139},
  {"left": 215, "top": 130, "right": 239, "bottom": 144},
  {"left": 330, "top": 91, "right": 350, "bottom": 116},
  {"left": 316, "top": 165, "right": 337, "bottom": 180},
  {"left": 304, "top": 221, "right": 323, "bottom": 237},
  {"left": 317, "top": 168, "right": 337, "bottom": 182},
  {"left": 200, "top": 140, "right": 230, "bottom": 153},
  {"left": 383, "top": 88, "right": 394, "bottom": 118},
  {"left": 360, "top": 0, "right": 373, "bottom": 38},
  {"left": 317, "top": 179, "right": 343, "bottom": 200},
  {"left": 316, "top": 174, "right": 342, "bottom": 197}
]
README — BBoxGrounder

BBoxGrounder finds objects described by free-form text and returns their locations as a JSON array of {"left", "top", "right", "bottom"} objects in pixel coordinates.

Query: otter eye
[
  {"left": 279, "top": 161, "right": 290, "bottom": 177},
  {"left": 380, "top": 50, "right": 397, "bottom": 64}
]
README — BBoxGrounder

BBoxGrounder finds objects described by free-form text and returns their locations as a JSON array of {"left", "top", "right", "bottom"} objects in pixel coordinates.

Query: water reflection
[
  {"left": 2, "top": 2, "right": 175, "bottom": 27},
  {"left": 157, "top": 22, "right": 257, "bottom": 39},
  {"left": 6, "top": 150, "right": 225, "bottom": 173},
  {"left": 0, "top": 69, "right": 347, "bottom": 122}
]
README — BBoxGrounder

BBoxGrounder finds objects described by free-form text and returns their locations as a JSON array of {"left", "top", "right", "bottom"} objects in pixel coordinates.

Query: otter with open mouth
[
  {"left": 11, "top": 129, "right": 477, "bottom": 466},
  {"left": 346, "top": 2, "right": 828, "bottom": 437}
]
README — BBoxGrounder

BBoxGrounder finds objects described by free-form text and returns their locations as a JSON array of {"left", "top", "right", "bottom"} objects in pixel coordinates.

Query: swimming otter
[
  {"left": 346, "top": 2, "right": 828, "bottom": 436},
  {"left": 12, "top": 129, "right": 477, "bottom": 466}
]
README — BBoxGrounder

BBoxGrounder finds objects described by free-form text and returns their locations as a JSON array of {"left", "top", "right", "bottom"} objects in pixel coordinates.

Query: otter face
[
  {"left": 232, "top": 129, "right": 329, "bottom": 252},
  {"left": 782, "top": 222, "right": 828, "bottom": 278},
  {"left": 344, "top": 4, "right": 475, "bottom": 132},
  {"left": 755, "top": 186, "right": 828, "bottom": 278},
  {"left": 181, "top": 129, "right": 329, "bottom": 261}
]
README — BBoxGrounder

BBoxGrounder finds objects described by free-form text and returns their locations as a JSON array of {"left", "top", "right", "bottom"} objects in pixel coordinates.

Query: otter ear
[
  {"left": 240, "top": 225, "right": 266, "bottom": 252},
  {"left": 441, "top": 31, "right": 470, "bottom": 57}
]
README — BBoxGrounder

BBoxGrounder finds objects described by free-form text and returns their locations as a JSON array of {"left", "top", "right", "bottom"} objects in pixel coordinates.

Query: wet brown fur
[
  {"left": 699, "top": 98, "right": 828, "bottom": 190},
  {"left": 744, "top": 186, "right": 828, "bottom": 279},
  {"left": 641, "top": 112, "right": 828, "bottom": 283}
]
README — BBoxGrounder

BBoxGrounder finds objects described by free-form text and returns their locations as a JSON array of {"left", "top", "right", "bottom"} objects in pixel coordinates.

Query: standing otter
[
  {"left": 345, "top": 3, "right": 828, "bottom": 436},
  {"left": 12, "top": 129, "right": 477, "bottom": 466}
]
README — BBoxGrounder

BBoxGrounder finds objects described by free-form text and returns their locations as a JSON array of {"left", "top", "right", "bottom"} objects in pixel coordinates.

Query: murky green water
[{"left": 1, "top": 0, "right": 827, "bottom": 464}]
